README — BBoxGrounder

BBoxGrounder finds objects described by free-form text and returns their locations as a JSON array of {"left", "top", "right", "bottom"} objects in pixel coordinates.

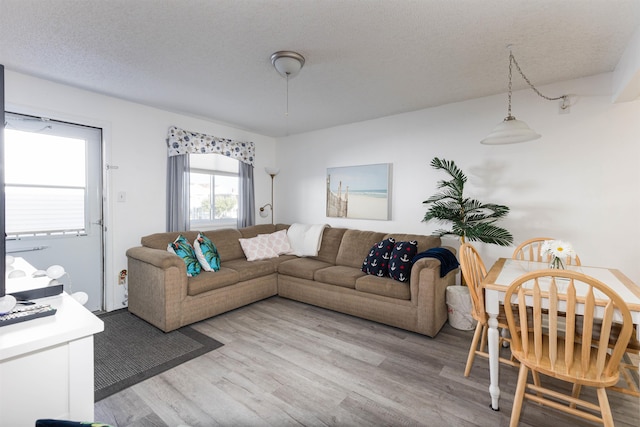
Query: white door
[{"left": 4, "top": 112, "right": 104, "bottom": 311}]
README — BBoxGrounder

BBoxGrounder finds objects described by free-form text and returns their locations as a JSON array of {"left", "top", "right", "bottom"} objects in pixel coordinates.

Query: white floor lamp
[{"left": 259, "top": 167, "right": 279, "bottom": 224}]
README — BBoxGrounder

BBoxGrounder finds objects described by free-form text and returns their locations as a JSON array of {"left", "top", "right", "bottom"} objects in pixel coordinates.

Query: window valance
[{"left": 166, "top": 125, "right": 255, "bottom": 166}]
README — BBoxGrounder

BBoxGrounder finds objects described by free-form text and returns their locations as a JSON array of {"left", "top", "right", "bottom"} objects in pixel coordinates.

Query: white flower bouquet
[{"left": 541, "top": 240, "right": 575, "bottom": 269}]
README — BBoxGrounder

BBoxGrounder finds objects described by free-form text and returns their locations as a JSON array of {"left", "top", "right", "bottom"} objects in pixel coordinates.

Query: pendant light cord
[
  {"left": 285, "top": 74, "right": 290, "bottom": 117},
  {"left": 508, "top": 50, "right": 566, "bottom": 118}
]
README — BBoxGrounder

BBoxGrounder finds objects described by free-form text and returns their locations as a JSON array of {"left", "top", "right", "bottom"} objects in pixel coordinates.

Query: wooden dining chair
[
  {"left": 577, "top": 318, "right": 640, "bottom": 398},
  {"left": 512, "top": 237, "right": 581, "bottom": 266},
  {"left": 504, "top": 270, "right": 633, "bottom": 427},
  {"left": 609, "top": 335, "right": 640, "bottom": 396},
  {"left": 459, "top": 243, "right": 518, "bottom": 377},
  {"left": 514, "top": 238, "right": 639, "bottom": 397}
]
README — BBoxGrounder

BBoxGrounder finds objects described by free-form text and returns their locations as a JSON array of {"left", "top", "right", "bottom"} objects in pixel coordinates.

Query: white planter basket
[{"left": 446, "top": 285, "right": 477, "bottom": 330}]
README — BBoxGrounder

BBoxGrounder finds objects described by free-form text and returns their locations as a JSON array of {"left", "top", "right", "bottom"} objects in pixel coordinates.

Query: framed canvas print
[{"left": 326, "top": 163, "right": 391, "bottom": 220}]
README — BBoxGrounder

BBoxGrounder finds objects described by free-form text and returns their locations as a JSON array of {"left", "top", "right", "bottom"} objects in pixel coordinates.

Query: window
[
  {"left": 4, "top": 127, "right": 88, "bottom": 237},
  {"left": 189, "top": 154, "right": 239, "bottom": 228}
]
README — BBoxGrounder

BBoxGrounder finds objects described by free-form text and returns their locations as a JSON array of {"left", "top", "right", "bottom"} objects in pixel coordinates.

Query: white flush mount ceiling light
[
  {"left": 271, "top": 51, "right": 305, "bottom": 117},
  {"left": 271, "top": 51, "right": 305, "bottom": 78},
  {"left": 481, "top": 47, "right": 569, "bottom": 145}
]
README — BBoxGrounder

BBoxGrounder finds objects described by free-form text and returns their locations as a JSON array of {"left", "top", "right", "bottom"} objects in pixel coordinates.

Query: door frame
[{"left": 5, "top": 103, "right": 116, "bottom": 310}]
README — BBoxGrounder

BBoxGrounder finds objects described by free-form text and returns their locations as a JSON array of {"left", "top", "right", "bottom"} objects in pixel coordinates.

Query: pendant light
[{"left": 481, "top": 47, "right": 568, "bottom": 145}]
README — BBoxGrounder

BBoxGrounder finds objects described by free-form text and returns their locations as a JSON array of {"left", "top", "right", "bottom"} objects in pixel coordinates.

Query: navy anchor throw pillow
[
  {"left": 362, "top": 238, "right": 396, "bottom": 277},
  {"left": 389, "top": 240, "right": 418, "bottom": 282}
]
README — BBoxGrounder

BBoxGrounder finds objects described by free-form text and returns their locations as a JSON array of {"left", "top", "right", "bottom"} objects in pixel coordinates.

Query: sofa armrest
[
  {"left": 410, "top": 256, "right": 458, "bottom": 337},
  {"left": 126, "top": 246, "right": 185, "bottom": 270},
  {"left": 126, "top": 246, "right": 187, "bottom": 332}
]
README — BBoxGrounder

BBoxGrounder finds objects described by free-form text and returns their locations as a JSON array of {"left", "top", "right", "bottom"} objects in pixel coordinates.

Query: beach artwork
[{"left": 326, "top": 163, "right": 391, "bottom": 220}]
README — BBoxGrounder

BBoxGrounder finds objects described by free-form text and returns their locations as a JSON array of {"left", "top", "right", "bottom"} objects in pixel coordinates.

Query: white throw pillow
[
  {"left": 239, "top": 234, "right": 279, "bottom": 261},
  {"left": 260, "top": 229, "right": 292, "bottom": 255}
]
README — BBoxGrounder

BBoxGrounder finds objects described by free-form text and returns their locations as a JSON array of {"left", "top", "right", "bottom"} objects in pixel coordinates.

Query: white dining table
[{"left": 481, "top": 258, "right": 640, "bottom": 411}]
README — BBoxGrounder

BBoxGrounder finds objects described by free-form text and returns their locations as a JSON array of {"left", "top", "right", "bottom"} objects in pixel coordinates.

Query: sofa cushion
[
  {"left": 239, "top": 235, "right": 279, "bottom": 261},
  {"left": 336, "top": 230, "right": 386, "bottom": 268},
  {"left": 142, "top": 231, "right": 199, "bottom": 250},
  {"left": 314, "top": 265, "right": 365, "bottom": 289},
  {"left": 204, "top": 228, "right": 244, "bottom": 262},
  {"left": 194, "top": 233, "right": 221, "bottom": 272},
  {"left": 355, "top": 275, "right": 411, "bottom": 300},
  {"left": 362, "top": 237, "right": 395, "bottom": 277},
  {"left": 187, "top": 267, "right": 240, "bottom": 296},
  {"left": 239, "top": 224, "right": 277, "bottom": 238},
  {"left": 278, "top": 258, "right": 333, "bottom": 280},
  {"left": 265, "top": 254, "right": 298, "bottom": 267},
  {"left": 388, "top": 240, "right": 418, "bottom": 282},
  {"left": 275, "top": 223, "right": 290, "bottom": 232},
  {"left": 223, "top": 259, "right": 277, "bottom": 281},
  {"left": 310, "top": 227, "right": 347, "bottom": 264},
  {"left": 383, "top": 233, "right": 441, "bottom": 254},
  {"left": 167, "top": 234, "right": 201, "bottom": 277}
]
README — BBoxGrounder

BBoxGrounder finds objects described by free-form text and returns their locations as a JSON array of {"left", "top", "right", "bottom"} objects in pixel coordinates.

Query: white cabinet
[{"left": 0, "top": 264, "right": 103, "bottom": 426}]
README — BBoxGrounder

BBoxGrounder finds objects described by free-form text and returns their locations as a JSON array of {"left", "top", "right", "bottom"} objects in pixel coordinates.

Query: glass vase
[{"left": 549, "top": 256, "right": 565, "bottom": 269}]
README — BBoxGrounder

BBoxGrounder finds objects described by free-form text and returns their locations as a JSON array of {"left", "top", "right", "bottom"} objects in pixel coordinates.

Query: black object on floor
[{"left": 94, "top": 309, "right": 223, "bottom": 401}]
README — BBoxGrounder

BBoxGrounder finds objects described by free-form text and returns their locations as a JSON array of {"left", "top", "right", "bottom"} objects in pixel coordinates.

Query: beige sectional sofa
[{"left": 126, "top": 224, "right": 458, "bottom": 338}]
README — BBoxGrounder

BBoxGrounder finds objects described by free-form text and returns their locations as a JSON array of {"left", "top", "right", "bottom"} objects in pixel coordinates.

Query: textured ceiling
[{"left": 0, "top": 0, "right": 638, "bottom": 137}]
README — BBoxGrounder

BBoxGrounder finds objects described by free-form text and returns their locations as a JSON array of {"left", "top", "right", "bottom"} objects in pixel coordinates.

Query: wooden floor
[{"left": 95, "top": 296, "right": 640, "bottom": 427}]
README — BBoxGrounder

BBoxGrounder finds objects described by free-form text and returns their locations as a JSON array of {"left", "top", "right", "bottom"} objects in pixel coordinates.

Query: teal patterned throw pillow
[
  {"left": 194, "top": 233, "right": 221, "bottom": 272},
  {"left": 167, "top": 234, "right": 201, "bottom": 277}
]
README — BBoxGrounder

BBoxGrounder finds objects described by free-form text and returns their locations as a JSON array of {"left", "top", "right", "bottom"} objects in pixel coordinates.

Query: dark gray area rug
[{"left": 94, "top": 309, "right": 223, "bottom": 401}]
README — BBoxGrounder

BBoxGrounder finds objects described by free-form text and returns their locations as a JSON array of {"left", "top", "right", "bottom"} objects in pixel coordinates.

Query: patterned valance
[{"left": 166, "top": 125, "right": 255, "bottom": 166}]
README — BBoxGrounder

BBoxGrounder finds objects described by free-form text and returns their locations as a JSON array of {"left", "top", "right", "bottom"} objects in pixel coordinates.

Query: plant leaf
[{"left": 422, "top": 157, "right": 512, "bottom": 247}]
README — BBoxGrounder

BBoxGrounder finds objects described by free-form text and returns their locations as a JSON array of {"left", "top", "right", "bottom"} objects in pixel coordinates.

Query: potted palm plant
[
  {"left": 423, "top": 157, "right": 512, "bottom": 328},
  {"left": 422, "top": 157, "right": 513, "bottom": 246}
]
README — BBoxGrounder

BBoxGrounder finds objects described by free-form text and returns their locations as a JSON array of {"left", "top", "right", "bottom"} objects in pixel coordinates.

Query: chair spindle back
[
  {"left": 459, "top": 243, "right": 488, "bottom": 322},
  {"left": 505, "top": 270, "right": 632, "bottom": 385},
  {"left": 512, "top": 237, "right": 582, "bottom": 266}
]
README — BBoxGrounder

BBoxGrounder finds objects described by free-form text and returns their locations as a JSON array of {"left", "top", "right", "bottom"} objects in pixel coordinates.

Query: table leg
[{"left": 487, "top": 313, "right": 501, "bottom": 411}]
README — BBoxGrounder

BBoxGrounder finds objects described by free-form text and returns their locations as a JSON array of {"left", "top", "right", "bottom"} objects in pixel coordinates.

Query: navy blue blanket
[{"left": 412, "top": 247, "right": 460, "bottom": 278}]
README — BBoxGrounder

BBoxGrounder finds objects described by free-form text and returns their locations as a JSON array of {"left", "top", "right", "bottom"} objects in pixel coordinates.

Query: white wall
[
  {"left": 276, "top": 72, "right": 640, "bottom": 286},
  {"left": 5, "top": 69, "right": 639, "bottom": 305},
  {"left": 5, "top": 71, "right": 277, "bottom": 310}
]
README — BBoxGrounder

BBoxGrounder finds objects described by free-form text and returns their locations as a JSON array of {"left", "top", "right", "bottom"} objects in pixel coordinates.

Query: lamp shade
[
  {"left": 480, "top": 117, "right": 541, "bottom": 145},
  {"left": 71, "top": 291, "right": 89, "bottom": 305},
  {"left": 271, "top": 51, "right": 305, "bottom": 78},
  {"left": 259, "top": 203, "right": 272, "bottom": 218},
  {"left": 46, "top": 264, "right": 66, "bottom": 279},
  {"left": 0, "top": 294, "right": 16, "bottom": 314},
  {"left": 265, "top": 167, "right": 280, "bottom": 176}
]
